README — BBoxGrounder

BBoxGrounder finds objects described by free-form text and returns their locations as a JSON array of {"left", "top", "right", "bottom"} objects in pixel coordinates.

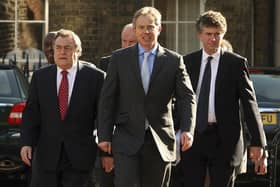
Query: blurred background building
[{"left": 0, "top": 0, "right": 279, "bottom": 67}]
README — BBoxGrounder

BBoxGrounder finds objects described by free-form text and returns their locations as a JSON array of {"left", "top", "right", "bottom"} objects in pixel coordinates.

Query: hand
[
  {"left": 20, "top": 146, "right": 32, "bottom": 166},
  {"left": 249, "top": 146, "right": 264, "bottom": 162},
  {"left": 253, "top": 156, "right": 268, "bottom": 175},
  {"left": 100, "top": 156, "right": 114, "bottom": 173},
  {"left": 98, "top": 141, "right": 112, "bottom": 154},
  {"left": 180, "top": 131, "right": 193, "bottom": 152}
]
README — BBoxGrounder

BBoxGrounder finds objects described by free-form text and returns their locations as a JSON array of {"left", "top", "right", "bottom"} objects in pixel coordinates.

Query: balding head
[{"left": 121, "top": 23, "right": 137, "bottom": 48}]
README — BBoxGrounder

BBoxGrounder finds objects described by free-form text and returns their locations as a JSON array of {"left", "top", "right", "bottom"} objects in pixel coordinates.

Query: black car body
[
  {"left": 236, "top": 67, "right": 280, "bottom": 186},
  {"left": 0, "top": 64, "right": 29, "bottom": 179}
]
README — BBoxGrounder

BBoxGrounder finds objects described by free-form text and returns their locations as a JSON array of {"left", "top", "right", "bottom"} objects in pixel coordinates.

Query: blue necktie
[
  {"left": 196, "top": 56, "right": 213, "bottom": 132},
  {"left": 141, "top": 52, "right": 150, "bottom": 94}
]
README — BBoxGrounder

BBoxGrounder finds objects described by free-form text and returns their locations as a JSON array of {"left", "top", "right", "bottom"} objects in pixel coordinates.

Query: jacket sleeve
[
  {"left": 238, "top": 59, "right": 266, "bottom": 147},
  {"left": 20, "top": 71, "right": 41, "bottom": 147},
  {"left": 175, "top": 56, "right": 197, "bottom": 135},
  {"left": 97, "top": 53, "right": 118, "bottom": 142}
]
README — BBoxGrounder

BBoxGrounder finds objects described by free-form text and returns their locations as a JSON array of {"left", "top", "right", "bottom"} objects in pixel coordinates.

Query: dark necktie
[
  {"left": 196, "top": 56, "right": 213, "bottom": 132},
  {"left": 58, "top": 70, "right": 68, "bottom": 120}
]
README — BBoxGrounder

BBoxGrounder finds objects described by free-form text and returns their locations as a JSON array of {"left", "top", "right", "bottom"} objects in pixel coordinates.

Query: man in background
[
  {"left": 6, "top": 24, "right": 47, "bottom": 72},
  {"left": 99, "top": 23, "right": 137, "bottom": 72},
  {"left": 43, "top": 31, "right": 57, "bottom": 64}
]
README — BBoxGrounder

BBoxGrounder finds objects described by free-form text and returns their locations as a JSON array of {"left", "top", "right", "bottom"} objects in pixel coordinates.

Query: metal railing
[{"left": 1, "top": 53, "right": 47, "bottom": 80}]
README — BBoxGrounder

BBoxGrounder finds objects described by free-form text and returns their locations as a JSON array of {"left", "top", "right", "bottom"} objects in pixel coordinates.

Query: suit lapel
[
  {"left": 66, "top": 61, "right": 81, "bottom": 118},
  {"left": 129, "top": 45, "right": 143, "bottom": 89},
  {"left": 149, "top": 45, "right": 166, "bottom": 91},
  {"left": 215, "top": 49, "right": 226, "bottom": 94},
  {"left": 192, "top": 50, "right": 203, "bottom": 91},
  {"left": 48, "top": 65, "right": 61, "bottom": 119}
]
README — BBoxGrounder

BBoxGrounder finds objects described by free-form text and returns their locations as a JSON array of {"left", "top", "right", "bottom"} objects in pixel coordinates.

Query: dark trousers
[
  {"left": 99, "top": 166, "right": 114, "bottom": 187},
  {"left": 169, "top": 162, "right": 184, "bottom": 187},
  {"left": 181, "top": 125, "right": 236, "bottom": 187},
  {"left": 30, "top": 145, "right": 91, "bottom": 187},
  {"left": 113, "top": 130, "right": 172, "bottom": 187}
]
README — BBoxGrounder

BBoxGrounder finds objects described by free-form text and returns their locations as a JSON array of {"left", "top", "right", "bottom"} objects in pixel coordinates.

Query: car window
[
  {"left": 0, "top": 70, "right": 20, "bottom": 98},
  {"left": 14, "top": 69, "right": 29, "bottom": 99},
  {"left": 251, "top": 74, "right": 280, "bottom": 103}
]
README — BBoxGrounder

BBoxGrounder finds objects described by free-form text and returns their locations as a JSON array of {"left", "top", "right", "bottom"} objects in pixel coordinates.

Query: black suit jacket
[
  {"left": 183, "top": 49, "right": 266, "bottom": 165},
  {"left": 98, "top": 44, "right": 196, "bottom": 162},
  {"left": 21, "top": 61, "right": 105, "bottom": 171}
]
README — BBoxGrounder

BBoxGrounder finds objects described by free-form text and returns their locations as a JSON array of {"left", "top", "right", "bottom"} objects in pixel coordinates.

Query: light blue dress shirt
[{"left": 138, "top": 43, "right": 158, "bottom": 74}]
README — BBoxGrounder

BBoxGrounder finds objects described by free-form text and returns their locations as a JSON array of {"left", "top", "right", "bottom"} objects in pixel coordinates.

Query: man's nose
[
  {"left": 144, "top": 28, "right": 152, "bottom": 33},
  {"left": 210, "top": 34, "right": 217, "bottom": 41}
]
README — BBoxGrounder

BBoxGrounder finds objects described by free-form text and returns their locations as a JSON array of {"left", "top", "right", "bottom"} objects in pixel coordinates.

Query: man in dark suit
[
  {"left": 20, "top": 29, "right": 105, "bottom": 187},
  {"left": 43, "top": 31, "right": 57, "bottom": 64},
  {"left": 182, "top": 10, "right": 267, "bottom": 187},
  {"left": 97, "top": 6, "right": 196, "bottom": 187}
]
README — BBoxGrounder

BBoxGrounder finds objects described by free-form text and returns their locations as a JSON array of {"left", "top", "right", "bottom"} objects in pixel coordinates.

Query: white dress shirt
[{"left": 196, "top": 48, "right": 221, "bottom": 123}]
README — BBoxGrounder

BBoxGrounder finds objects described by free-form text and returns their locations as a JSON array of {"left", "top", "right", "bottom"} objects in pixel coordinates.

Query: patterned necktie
[
  {"left": 196, "top": 56, "right": 213, "bottom": 132},
  {"left": 141, "top": 52, "right": 150, "bottom": 94},
  {"left": 58, "top": 70, "right": 68, "bottom": 120}
]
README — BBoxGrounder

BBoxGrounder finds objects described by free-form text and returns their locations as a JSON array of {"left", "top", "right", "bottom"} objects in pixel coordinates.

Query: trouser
[
  {"left": 30, "top": 145, "right": 91, "bottom": 187},
  {"left": 113, "top": 130, "right": 172, "bottom": 187},
  {"left": 181, "top": 125, "right": 236, "bottom": 187}
]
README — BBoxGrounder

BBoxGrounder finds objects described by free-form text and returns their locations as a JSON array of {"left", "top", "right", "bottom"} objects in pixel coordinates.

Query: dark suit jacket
[
  {"left": 21, "top": 61, "right": 105, "bottom": 171},
  {"left": 98, "top": 44, "right": 196, "bottom": 162},
  {"left": 183, "top": 49, "right": 266, "bottom": 165},
  {"left": 99, "top": 56, "right": 111, "bottom": 72}
]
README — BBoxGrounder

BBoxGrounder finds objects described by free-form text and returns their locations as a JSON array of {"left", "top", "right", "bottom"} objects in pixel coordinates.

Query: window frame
[
  {"left": 151, "top": 0, "right": 205, "bottom": 53},
  {"left": 0, "top": 0, "right": 49, "bottom": 50}
]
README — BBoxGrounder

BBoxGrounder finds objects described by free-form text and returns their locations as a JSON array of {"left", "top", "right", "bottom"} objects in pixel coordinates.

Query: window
[
  {"left": 0, "top": 0, "right": 48, "bottom": 68},
  {"left": 152, "top": 0, "right": 204, "bottom": 54}
]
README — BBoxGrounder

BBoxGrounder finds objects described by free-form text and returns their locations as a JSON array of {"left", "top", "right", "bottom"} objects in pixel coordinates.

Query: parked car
[
  {"left": 236, "top": 67, "right": 280, "bottom": 187},
  {"left": 0, "top": 64, "right": 29, "bottom": 180}
]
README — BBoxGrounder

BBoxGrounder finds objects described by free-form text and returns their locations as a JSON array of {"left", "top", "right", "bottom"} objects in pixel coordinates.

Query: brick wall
[
  {"left": 0, "top": 0, "right": 274, "bottom": 66},
  {"left": 45, "top": 0, "right": 272, "bottom": 66},
  {"left": 49, "top": 0, "right": 143, "bottom": 64},
  {"left": 0, "top": 0, "right": 15, "bottom": 57}
]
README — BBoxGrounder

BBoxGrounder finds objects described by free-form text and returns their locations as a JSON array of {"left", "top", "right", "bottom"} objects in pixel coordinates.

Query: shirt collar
[
  {"left": 138, "top": 43, "right": 158, "bottom": 56},
  {"left": 57, "top": 60, "right": 78, "bottom": 76},
  {"left": 202, "top": 47, "right": 221, "bottom": 63}
]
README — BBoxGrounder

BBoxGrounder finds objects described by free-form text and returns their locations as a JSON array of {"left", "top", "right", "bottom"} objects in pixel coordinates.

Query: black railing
[{"left": 1, "top": 53, "right": 46, "bottom": 80}]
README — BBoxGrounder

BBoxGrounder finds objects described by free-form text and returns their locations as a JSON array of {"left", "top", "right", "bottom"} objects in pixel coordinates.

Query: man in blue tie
[{"left": 97, "top": 6, "right": 196, "bottom": 187}]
